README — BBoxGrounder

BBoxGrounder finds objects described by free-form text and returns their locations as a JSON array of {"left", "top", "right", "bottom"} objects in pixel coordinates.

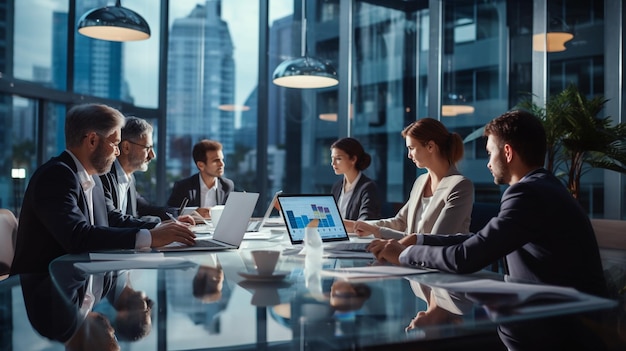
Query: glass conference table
[{"left": 0, "top": 230, "right": 622, "bottom": 351}]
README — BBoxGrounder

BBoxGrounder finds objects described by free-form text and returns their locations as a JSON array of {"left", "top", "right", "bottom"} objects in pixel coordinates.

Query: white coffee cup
[
  {"left": 210, "top": 205, "right": 225, "bottom": 226},
  {"left": 251, "top": 250, "right": 280, "bottom": 276}
]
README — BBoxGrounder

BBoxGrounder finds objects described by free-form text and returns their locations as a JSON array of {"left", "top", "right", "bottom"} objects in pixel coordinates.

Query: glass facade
[{"left": 0, "top": 0, "right": 623, "bottom": 219}]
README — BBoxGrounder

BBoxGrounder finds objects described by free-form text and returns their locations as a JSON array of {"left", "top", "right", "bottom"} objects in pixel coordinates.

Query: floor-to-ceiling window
[{"left": 0, "top": 0, "right": 623, "bottom": 220}]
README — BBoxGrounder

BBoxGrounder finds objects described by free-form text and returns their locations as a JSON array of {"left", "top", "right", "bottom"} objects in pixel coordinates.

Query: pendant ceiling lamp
[
  {"left": 532, "top": 17, "right": 573, "bottom": 53},
  {"left": 77, "top": 0, "right": 151, "bottom": 42},
  {"left": 272, "top": 0, "right": 338, "bottom": 89}
]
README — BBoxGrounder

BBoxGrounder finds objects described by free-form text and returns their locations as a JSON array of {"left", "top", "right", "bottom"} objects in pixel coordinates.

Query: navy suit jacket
[
  {"left": 401, "top": 168, "right": 607, "bottom": 297},
  {"left": 167, "top": 173, "right": 234, "bottom": 208},
  {"left": 100, "top": 161, "right": 173, "bottom": 221},
  {"left": 331, "top": 174, "right": 381, "bottom": 220},
  {"left": 11, "top": 151, "right": 154, "bottom": 275}
]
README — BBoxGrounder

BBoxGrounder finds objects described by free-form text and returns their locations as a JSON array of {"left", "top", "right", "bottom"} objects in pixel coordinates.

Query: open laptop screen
[{"left": 277, "top": 194, "right": 349, "bottom": 244}]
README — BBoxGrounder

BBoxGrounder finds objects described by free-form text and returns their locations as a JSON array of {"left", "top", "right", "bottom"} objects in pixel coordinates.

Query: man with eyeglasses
[
  {"left": 100, "top": 116, "right": 174, "bottom": 222},
  {"left": 11, "top": 103, "right": 196, "bottom": 275}
]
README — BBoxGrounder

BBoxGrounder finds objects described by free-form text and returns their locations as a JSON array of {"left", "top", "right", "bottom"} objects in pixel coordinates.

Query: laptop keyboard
[
  {"left": 193, "top": 240, "right": 224, "bottom": 248},
  {"left": 325, "top": 242, "right": 370, "bottom": 252}
]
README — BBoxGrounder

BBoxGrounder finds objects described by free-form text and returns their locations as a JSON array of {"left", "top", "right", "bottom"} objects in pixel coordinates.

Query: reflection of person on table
[
  {"left": 345, "top": 118, "right": 473, "bottom": 241},
  {"left": 192, "top": 264, "right": 225, "bottom": 303},
  {"left": 20, "top": 259, "right": 120, "bottom": 350},
  {"left": 405, "top": 281, "right": 470, "bottom": 333},
  {"left": 166, "top": 254, "right": 231, "bottom": 333},
  {"left": 97, "top": 270, "right": 154, "bottom": 342},
  {"left": 329, "top": 280, "right": 372, "bottom": 312}
]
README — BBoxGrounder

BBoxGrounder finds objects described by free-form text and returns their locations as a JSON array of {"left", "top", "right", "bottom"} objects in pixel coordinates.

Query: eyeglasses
[{"left": 125, "top": 140, "right": 154, "bottom": 152}]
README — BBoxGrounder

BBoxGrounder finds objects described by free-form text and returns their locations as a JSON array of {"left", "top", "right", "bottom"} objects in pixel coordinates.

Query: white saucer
[{"left": 238, "top": 271, "right": 289, "bottom": 282}]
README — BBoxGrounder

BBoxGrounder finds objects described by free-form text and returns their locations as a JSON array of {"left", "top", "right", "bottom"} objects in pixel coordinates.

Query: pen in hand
[
  {"left": 178, "top": 197, "right": 189, "bottom": 216},
  {"left": 166, "top": 212, "right": 181, "bottom": 224}
]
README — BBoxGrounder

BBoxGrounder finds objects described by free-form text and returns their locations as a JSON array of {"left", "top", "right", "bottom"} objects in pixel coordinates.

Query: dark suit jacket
[
  {"left": 100, "top": 161, "right": 173, "bottom": 221},
  {"left": 167, "top": 173, "right": 234, "bottom": 208},
  {"left": 401, "top": 168, "right": 608, "bottom": 298},
  {"left": 331, "top": 174, "right": 381, "bottom": 220},
  {"left": 11, "top": 151, "right": 154, "bottom": 275}
]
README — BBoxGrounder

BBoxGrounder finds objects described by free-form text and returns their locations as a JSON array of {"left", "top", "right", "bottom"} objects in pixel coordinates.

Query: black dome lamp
[
  {"left": 77, "top": 0, "right": 151, "bottom": 42},
  {"left": 272, "top": 0, "right": 338, "bottom": 89}
]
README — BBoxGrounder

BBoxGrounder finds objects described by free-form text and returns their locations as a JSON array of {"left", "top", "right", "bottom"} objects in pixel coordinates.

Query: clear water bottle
[{"left": 304, "top": 220, "right": 323, "bottom": 274}]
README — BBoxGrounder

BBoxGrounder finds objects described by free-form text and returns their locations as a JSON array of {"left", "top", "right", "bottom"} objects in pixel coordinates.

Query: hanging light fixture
[
  {"left": 77, "top": 0, "right": 151, "bottom": 42},
  {"left": 532, "top": 17, "right": 573, "bottom": 53},
  {"left": 441, "top": 93, "right": 475, "bottom": 117},
  {"left": 441, "top": 59, "right": 474, "bottom": 117},
  {"left": 272, "top": 0, "right": 338, "bottom": 89}
]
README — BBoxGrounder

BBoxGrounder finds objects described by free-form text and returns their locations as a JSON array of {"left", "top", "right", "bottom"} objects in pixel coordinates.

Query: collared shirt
[
  {"left": 200, "top": 177, "right": 219, "bottom": 207},
  {"left": 113, "top": 159, "right": 131, "bottom": 213},
  {"left": 66, "top": 150, "right": 151, "bottom": 249},
  {"left": 67, "top": 150, "right": 95, "bottom": 225},
  {"left": 338, "top": 172, "right": 362, "bottom": 218},
  {"left": 414, "top": 196, "right": 432, "bottom": 233}
]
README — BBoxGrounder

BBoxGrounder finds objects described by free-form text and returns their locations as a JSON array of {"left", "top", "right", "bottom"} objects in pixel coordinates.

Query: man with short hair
[
  {"left": 100, "top": 116, "right": 174, "bottom": 221},
  {"left": 167, "top": 139, "right": 235, "bottom": 218},
  {"left": 11, "top": 103, "right": 196, "bottom": 275},
  {"left": 367, "top": 110, "right": 609, "bottom": 349}
]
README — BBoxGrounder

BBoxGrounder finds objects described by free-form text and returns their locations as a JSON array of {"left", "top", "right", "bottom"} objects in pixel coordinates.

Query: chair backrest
[
  {"left": 591, "top": 219, "right": 626, "bottom": 250},
  {"left": 0, "top": 209, "right": 18, "bottom": 275}
]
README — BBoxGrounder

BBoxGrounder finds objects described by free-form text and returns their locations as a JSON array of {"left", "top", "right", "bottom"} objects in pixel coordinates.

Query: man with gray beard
[
  {"left": 11, "top": 103, "right": 196, "bottom": 275},
  {"left": 100, "top": 116, "right": 175, "bottom": 222}
]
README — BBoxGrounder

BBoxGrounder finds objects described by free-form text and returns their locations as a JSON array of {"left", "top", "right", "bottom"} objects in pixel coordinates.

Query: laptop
[
  {"left": 246, "top": 190, "right": 284, "bottom": 232},
  {"left": 276, "top": 194, "right": 369, "bottom": 252},
  {"left": 158, "top": 192, "right": 259, "bottom": 251}
]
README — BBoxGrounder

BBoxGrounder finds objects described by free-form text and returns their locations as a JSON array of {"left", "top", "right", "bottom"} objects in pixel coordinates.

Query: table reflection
[
  {"left": 20, "top": 258, "right": 157, "bottom": 350},
  {"left": 5, "top": 249, "right": 620, "bottom": 351}
]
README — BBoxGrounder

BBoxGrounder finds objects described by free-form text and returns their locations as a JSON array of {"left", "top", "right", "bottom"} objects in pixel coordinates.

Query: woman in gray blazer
[
  {"left": 347, "top": 118, "right": 474, "bottom": 240},
  {"left": 330, "top": 138, "right": 381, "bottom": 220}
]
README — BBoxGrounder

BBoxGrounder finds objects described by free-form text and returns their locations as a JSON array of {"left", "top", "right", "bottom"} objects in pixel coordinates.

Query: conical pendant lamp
[
  {"left": 77, "top": 0, "right": 151, "bottom": 42},
  {"left": 272, "top": 0, "right": 338, "bottom": 89}
]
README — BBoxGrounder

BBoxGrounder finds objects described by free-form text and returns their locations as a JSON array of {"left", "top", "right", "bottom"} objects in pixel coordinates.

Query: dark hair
[
  {"left": 121, "top": 116, "right": 153, "bottom": 142},
  {"left": 65, "top": 103, "right": 125, "bottom": 148},
  {"left": 401, "top": 118, "right": 464, "bottom": 165},
  {"left": 192, "top": 139, "right": 223, "bottom": 164},
  {"left": 331, "top": 137, "right": 372, "bottom": 171},
  {"left": 483, "top": 110, "right": 546, "bottom": 168}
]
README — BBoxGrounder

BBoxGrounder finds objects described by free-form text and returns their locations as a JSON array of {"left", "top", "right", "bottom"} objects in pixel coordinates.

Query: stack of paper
[
  {"left": 321, "top": 265, "right": 431, "bottom": 280},
  {"left": 73, "top": 253, "right": 197, "bottom": 273}
]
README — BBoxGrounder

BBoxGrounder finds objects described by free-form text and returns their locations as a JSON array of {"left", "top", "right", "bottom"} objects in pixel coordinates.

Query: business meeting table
[{"left": 1, "top": 226, "right": 623, "bottom": 351}]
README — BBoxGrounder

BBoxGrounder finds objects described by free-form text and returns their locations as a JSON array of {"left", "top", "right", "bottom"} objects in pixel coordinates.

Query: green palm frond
[{"left": 517, "top": 84, "right": 626, "bottom": 199}]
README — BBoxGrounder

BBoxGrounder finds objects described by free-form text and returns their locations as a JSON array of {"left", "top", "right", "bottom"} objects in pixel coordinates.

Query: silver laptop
[
  {"left": 276, "top": 194, "right": 369, "bottom": 252},
  {"left": 246, "top": 190, "right": 283, "bottom": 232},
  {"left": 158, "top": 192, "right": 259, "bottom": 251}
]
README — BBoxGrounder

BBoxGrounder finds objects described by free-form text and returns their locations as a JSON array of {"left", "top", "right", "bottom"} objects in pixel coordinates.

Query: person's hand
[
  {"left": 149, "top": 221, "right": 196, "bottom": 247},
  {"left": 367, "top": 239, "right": 405, "bottom": 265},
  {"left": 343, "top": 219, "right": 355, "bottom": 233},
  {"left": 195, "top": 207, "right": 211, "bottom": 218},
  {"left": 177, "top": 214, "right": 195, "bottom": 225},
  {"left": 353, "top": 221, "right": 381, "bottom": 238},
  {"left": 398, "top": 233, "right": 418, "bottom": 246}
]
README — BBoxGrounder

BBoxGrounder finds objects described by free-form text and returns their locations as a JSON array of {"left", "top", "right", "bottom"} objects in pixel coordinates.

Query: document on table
[
  {"left": 425, "top": 279, "right": 585, "bottom": 308},
  {"left": 321, "top": 265, "right": 431, "bottom": 280},
  {"left": 75, "top": 253, "right": 197, "bottom": 273}
]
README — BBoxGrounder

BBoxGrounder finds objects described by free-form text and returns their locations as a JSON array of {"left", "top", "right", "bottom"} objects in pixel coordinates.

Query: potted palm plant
[{"left": 516, "top": 84, "right": 626, "bottom": 199}]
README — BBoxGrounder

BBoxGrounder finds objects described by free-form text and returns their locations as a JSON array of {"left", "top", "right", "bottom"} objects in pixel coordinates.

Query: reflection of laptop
[
  {"left": 158, "top": 192, "right": 259, "bottom": 251},
  {"left": 246, "top": 190, "right": 283, "bottom": 232},
  {"left": 277, "top": 194, "right": 368, "bottom": 252}
]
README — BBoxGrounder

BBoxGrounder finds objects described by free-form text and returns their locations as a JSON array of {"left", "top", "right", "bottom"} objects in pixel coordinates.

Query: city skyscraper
[
  {"left": 73, "top": 0, "right": 133, "bottom": 103},
  {"left": 166, "top": 0, "right": 235, "bottom": 178}
]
